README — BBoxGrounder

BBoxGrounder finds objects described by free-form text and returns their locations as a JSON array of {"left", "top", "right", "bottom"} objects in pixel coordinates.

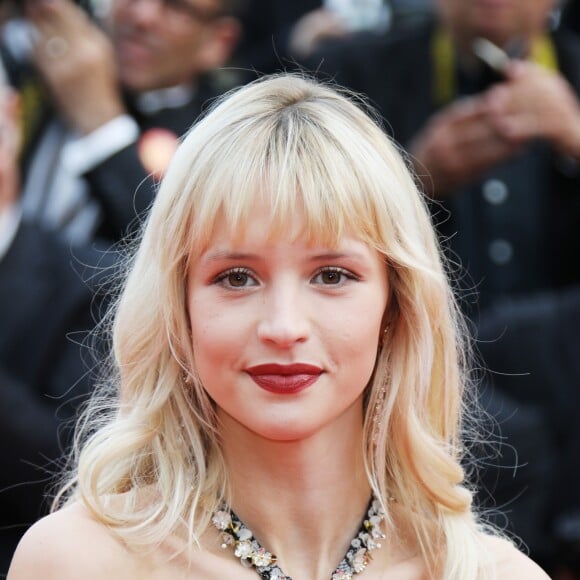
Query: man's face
[
  {"left": 107, "top": 0, "right": 231, "bottom": 92},
  {"left": 437, "top": 0, "right": 556, "bottom": 52}
]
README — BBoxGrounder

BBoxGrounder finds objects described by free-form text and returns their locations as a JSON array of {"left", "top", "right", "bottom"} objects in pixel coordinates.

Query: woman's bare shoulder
[
  {"left": 7, "top": 501, "right": 137, "bottom": 580},
  {"left": 482, "top": 535, "right": 550, "bottom": 580}
]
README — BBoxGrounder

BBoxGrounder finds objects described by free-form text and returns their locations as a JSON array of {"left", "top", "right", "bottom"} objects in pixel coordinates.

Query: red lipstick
[{"left": 245, "top": 363, "right": 323, "bottom": 395}]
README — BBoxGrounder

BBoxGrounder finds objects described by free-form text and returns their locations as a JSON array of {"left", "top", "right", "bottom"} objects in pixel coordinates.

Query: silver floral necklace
[{"left": 211, "top": 495, "right": 386, "bottom": 580}]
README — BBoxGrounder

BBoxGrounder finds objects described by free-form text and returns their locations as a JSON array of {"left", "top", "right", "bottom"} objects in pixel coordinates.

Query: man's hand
[
  {"left": 25, "top": 0, "right": 126, "bottom": 135},
  {"left": 486, "top": 60, "right": 580, "bottom": 161},
  {"left": 0, "top": 88, "right": 21, "bottom": 214},
  {"left": 409, "top": 96, "right": 522, "bottom": 199},
  {"left": 409, "top": 60, "right": 580, "bottom": 199}
]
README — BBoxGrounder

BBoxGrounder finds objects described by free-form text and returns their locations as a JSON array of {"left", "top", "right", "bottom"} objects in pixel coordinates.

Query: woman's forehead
[
  {"left": 201, "top": 226, "right": 371, "bottom": 254},
  {"left": 200, "top": 199, "right": 373, "bottom": 250},
  {"left": 192, "top": 216, "right": 389, "bottom": 275}
]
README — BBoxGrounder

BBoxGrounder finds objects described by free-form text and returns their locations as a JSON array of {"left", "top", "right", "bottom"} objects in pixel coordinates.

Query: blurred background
[{"left": 1, "top": 0, "right": 579, "bottom": 577}]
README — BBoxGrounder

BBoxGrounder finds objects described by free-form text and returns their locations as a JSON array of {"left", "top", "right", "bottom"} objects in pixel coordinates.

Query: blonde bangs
[{"left": 153, "top": 76, "right": 416, "bottom": 269}]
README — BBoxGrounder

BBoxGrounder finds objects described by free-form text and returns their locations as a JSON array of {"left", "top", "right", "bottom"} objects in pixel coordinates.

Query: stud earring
[{"left": 378, "top": 323, "right": 391, "bottom": 349}]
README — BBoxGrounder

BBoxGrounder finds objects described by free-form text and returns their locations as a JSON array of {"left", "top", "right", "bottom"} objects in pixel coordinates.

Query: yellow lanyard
[
  {"left": 432, "top": 28, "right": 558, "bottom": 105},
  {"left": 19, "top": 80, "right": 45, "bottom": 155}
]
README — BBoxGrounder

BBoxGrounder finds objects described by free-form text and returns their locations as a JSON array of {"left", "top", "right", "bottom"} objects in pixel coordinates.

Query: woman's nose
[{"left": 256, "top": 285, "right": 310, "bottom": 347}]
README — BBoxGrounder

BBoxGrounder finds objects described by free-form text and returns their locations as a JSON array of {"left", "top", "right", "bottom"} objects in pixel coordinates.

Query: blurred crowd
[{"left": 1, "top": 0, "right": 579, "bottom": 577}]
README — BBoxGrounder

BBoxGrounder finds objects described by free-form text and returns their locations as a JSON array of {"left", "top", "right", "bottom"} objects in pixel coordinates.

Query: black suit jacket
[
  {"left": 84, "top": 89, "right": 217, "bottom": 241},
  {"left": 0, "top": 222, "right": 115, "bottom": 574},
  {"left": 19, "top": 80, "right": 219, "bottom": 242},
  {"left": 477, "top": 286, "right": 580, "bottom": 494}
]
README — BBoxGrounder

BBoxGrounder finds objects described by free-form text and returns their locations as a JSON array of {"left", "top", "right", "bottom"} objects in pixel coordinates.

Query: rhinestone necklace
[{"left": 211, "top": 495, "right": 386, "bottom": 580}]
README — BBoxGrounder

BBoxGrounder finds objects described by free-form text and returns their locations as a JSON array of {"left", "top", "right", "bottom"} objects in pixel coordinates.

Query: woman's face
[{"left": 187, "top": 205, "right": 389, "bottom": 442}]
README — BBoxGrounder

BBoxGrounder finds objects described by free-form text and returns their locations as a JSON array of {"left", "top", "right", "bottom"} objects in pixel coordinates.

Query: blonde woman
[{"left": 8, "top": 74, "right": 548, "bottom": 580}]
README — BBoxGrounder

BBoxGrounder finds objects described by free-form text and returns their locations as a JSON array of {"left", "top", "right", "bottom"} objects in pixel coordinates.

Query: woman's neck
[{"left": 218, "top": 404, "right": 374, "bottom": 579}]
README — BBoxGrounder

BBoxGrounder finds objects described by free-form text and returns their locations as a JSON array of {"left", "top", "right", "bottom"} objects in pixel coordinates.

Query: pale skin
[
  {"left": 7, "top": 205, "right": 550, "bottom": 580},
  {"left": 187, "top": 210, "right": 389, "bottom": 578},
  {"left": 411, "top": 0, "right": 580, "bottom": 198}
]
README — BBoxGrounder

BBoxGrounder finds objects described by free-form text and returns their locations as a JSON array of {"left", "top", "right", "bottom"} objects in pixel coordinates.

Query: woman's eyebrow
[
  {"left": 201, "top": 251, "right": 262, "bottom": 263},
  {"left": 308, "top": 251, "right": 368, "bottom": 262},
  {"left": 199, "top": 249, "right": 371, "bottom": 263}
]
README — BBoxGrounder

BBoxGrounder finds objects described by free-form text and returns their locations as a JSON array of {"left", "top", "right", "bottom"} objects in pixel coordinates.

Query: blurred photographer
[
  {"left": 1, "top": 0, "right": 241, "bottom": 244},
  {"left": 0, "top": 67, "right": 116, "bottom": 575}
]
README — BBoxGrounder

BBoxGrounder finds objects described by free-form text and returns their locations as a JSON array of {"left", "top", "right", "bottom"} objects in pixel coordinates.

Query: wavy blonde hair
[{"left": 56, "top": 73, "right": 495, "bottom": 578}]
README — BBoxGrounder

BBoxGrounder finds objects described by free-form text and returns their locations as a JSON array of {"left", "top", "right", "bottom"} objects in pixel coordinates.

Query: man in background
[
  {"left": 0, "top": 0, "right": 241, "bottom": 571},
  {"left": 2, "top": 0, "right": 241, "bottom": 243},
  {"left": 0, "top": 72, "right": 117, "bottom": 575}
]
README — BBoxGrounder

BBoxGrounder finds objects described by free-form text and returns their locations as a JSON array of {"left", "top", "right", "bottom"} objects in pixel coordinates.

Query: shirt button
[
  {"left": 488, "top": 239, "right": 513, "bottom": 265},
  {"left": 482, "top": 179, "right": 509, "bottom": 205}
]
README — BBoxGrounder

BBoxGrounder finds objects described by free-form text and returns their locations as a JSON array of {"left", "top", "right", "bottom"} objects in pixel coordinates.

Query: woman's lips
[{"left": 245, "top": 363, "right": 323, "bottom": 394}]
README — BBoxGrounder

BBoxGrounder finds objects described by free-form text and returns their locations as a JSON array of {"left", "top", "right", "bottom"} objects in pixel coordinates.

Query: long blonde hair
[{"left": 56, "top": 73, "right": 494, "bottom": 578}]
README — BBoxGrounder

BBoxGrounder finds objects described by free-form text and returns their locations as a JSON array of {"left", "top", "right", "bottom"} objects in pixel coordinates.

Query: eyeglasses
[
  {"left": 125, "top": 0, "right": 224, "bottom": 22},
  {"left": 164, "top": 0, "right": 224, "bottom": 21}
]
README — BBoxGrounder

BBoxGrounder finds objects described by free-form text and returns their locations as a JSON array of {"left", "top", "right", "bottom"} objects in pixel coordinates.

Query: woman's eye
[
  {"left": 312, "top": 268, "right": 357, "bottom": 285},
  {"left": 214, "top": 268, "right": 258, "bottom": 288}
]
